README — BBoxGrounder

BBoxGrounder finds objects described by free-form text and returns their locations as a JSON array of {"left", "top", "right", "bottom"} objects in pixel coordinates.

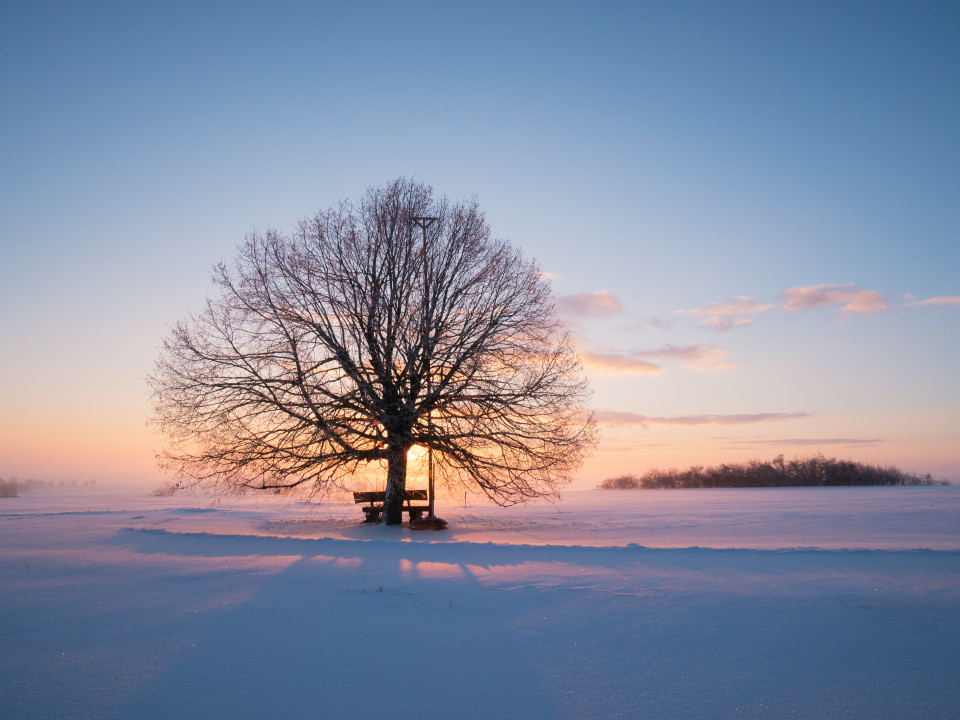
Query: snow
[{"left": 2, "top": 487, "right": 959, "bottom": 719}]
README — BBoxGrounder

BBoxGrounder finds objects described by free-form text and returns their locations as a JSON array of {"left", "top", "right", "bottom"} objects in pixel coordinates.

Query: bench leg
[
  {"left": 408, "top": 509, "right": 423, "bottom": 524},
  {"left": 363, "top": 508, "right": 382, "bottom": 523}
]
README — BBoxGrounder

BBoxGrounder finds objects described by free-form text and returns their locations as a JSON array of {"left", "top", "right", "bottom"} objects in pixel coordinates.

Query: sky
[{"left": 1, "top": 0, "right": 958, "bottom": 490}]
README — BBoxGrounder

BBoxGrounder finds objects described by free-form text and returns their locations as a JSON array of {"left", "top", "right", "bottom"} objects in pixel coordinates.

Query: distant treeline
[
  {"left": 0, "top": 476, "right": 96, "bottom": 497},
  {"left": 599, "top": 455, "right": 946, "bottom": 489}
]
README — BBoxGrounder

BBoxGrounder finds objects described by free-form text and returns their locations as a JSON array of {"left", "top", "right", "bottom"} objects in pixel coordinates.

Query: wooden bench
[{"left": 353, "top": 489, "right": 429, "bottom": 524}]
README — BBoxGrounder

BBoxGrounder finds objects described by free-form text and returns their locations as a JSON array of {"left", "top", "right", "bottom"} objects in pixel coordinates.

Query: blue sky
[{"left": 2, "top": 1, "right": 958, "bottom": 488}]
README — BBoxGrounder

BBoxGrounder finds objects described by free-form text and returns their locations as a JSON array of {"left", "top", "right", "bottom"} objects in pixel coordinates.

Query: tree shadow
[{"left": 101, "top": 526, "right": 572, "bottom": 720}]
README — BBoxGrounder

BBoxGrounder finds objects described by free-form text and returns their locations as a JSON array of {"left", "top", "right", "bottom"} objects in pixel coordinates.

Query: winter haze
[{"left": 1, "top": 2, "right": 958, "bottom": 488}]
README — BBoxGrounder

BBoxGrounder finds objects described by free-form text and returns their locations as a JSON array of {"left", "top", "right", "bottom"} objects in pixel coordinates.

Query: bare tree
[{"left": 150, "top": 179, "right": 596, "bottom": 524}]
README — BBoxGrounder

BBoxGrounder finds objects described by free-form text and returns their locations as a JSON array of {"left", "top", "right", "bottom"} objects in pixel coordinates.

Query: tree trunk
[{"left": 382, "top": 442, "right": 409, "bottom": 525}]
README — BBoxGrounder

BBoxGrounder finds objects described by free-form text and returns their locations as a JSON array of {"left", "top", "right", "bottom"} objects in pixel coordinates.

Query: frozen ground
[{"left": 2, "top": 486, "right": 958, "bottom": 719}]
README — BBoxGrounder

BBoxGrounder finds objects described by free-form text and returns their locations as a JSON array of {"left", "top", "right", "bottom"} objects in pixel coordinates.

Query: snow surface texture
[{"left": 2, "top": 487, "right": 959, "bottom": 719}]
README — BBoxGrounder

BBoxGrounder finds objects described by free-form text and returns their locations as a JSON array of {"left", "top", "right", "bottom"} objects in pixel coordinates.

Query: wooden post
[{"left": 411, "top": 215, "right": 439, "bottom": 519}]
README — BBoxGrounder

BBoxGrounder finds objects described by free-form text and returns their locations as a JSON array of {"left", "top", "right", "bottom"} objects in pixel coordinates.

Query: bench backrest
[{"left": 353, "top": 489, "right": 428, "bottom": 504}]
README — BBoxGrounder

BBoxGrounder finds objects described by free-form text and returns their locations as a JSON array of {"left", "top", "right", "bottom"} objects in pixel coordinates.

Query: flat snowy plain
[{"left": 2, "top": 486, "right": 959, "bottom": 719}]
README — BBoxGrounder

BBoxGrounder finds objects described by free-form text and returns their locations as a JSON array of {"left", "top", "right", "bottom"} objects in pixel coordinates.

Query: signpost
[{"left": 410, "top": 215, "right": 439, "bottom": 520}]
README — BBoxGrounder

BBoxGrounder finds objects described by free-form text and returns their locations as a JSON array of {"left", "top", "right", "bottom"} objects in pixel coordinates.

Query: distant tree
[
  {"left": 598, "top": 474, "right": 642, "bottom": 489},
  {"left": 151, "top": 178, "right": 597, "bottom": 524},
  {"left": 0, "top": 477, "right": 19, "bottom": 498}
]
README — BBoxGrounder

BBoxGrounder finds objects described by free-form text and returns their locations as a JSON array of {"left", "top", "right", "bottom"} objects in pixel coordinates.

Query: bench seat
[{"left": 353, "top": 490, "right": 429, "bottom": 523}]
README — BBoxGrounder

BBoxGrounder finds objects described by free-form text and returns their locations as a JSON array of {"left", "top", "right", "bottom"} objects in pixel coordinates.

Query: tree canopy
[{"left": 150, "top": 178, "right": 596, "bottom": 523}]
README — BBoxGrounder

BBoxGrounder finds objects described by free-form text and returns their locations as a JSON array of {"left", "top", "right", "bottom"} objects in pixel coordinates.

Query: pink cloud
[
  {"left": 683, "top": 296, "right": 774, "bottom": 332},
  {"left": 724, "top": 437, "right": 882, "bottom": 447},
  {"left": 581, "top": 344, "right": 731, "bottom": 374},
  {"left": 841, "top": 290, "right": 888, "bottom": 313},
  {"left": 908, "top": 295, "right": 960, "bottom": 307},
  {"left": 678, "top": 284, "right": 952, "bottom": 331},
  {"left": 580, "top": 351, "right": 663, "bottom": 375},
  {"left": 701, "top": 316, "right": 757, "bottom": 331},
  {"left": 636, "top": 343, "right": 733, "bottom": 371},
  {"left": 635, "top": 343, "right": 714, "bottom": 361},
  {"left": 597, "top": 411, "right": 810, "bottom": 427},
  {"left": 779, "top": 284, "right": 889, "bottom": 314},
  {"left": 689, "top": 296, "right": 774, "bottom": 318},
  {"left": 555, "top": 290, "right": 622, "bottom": 318},
  {"left": 617, "top": 315, "right": 673, "bottom": 333}
]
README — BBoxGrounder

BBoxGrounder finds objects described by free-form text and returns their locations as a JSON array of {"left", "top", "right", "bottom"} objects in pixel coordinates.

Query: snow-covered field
[{"left": 2, "top": 486, "right": 958, "bottom": 719}]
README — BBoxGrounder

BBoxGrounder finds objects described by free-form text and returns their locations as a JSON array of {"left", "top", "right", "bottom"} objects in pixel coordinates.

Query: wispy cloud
[
  {"left": 905, "top": 295, "right": 960, "bottom": 308},
  {"left": 581, "top": 343, "right": 731, "bottom": 374},
  {"left": 555, "top": 290, "right": 622, "bottom": 318},
  {"left": 680, "top": 283, "right": 959, "bottom": 331},
  {"left": 637, "top": 343, "right": 733, "bottom": 371},
  {"left": 646, "top": 315, "right": 672, "bottom": 330},
  {"left": 617, "top": 314, "right": 673, "bottom": 333},
  {"left": 701, "top": 316, "right": 758, "bottom": 331},
  {"left": 722, "top": 437, "right": 883, "bottom": 447},
  {"left": 596, "top": 439, "right": 673, "bottom": 453},
  {"left": 580, "top": 351, "right": 663, "bottom": 375},
  {"left": 779, "top": 284, "right": 889, "bottom": 314},
  {"left": 597, "top": 411, "right": 810, "bottom": 427},
  {"left": 633, "top": 343, "right": 713, "bottom": 361},
  {"left": 685, "top": 296, "right": 774, "bottom": 332}
]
